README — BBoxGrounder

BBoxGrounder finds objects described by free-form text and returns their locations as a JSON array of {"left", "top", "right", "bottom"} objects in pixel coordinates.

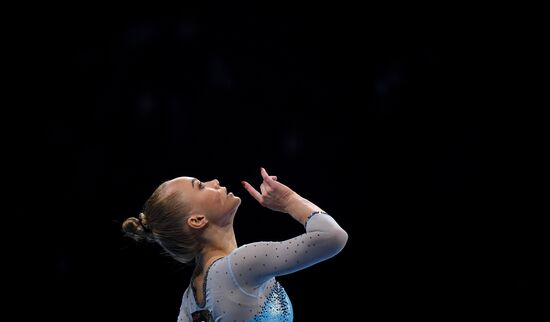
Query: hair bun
[
  {"left": 122, "top": 217, "right": 151, "bottom": 241},
  {"left": 138, "top": 212, "right": 148, "bottom": 228}
]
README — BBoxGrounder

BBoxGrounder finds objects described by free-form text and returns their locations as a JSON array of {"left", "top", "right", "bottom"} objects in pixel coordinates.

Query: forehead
[
  {"left": 169, "top": 176, "right": 194, "bottom": 184},
  {"left": 162, "top": 176, "right": 194, "bottom": 195}
]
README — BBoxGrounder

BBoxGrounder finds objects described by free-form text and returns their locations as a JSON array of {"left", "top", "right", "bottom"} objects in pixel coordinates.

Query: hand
[{"left": 241, "top": 168, "right": 297, "bottom": 213}]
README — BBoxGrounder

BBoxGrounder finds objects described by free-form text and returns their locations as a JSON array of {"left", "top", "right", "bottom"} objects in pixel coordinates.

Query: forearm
[
  {"left": 233, "top": 212, "right": 348, "bottom": 286},
  {"left": 284, "top": 195, "right": 324, "bottom": 225}
]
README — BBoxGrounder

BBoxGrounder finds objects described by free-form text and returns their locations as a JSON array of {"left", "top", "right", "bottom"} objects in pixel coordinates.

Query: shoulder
[
  {"left": 180, "top": 285, "right": 193, "bottom": 306},
  {"left": 178, "top": 286, "right": 194, "bottom": 320}
]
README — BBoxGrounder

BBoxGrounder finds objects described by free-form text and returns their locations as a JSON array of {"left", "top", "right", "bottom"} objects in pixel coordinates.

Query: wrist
[
  {"left": 284, "top": 195, "right": 323, "bottom": 224},
  {"left": 284, "top": 195, "right": 306, "bottom": 213}
]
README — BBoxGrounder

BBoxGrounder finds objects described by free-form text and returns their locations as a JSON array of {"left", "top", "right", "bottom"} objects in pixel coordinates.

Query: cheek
[
  {"left": 210, "top": 192, "right": 224, "bottom": 206},
  {"left": 193, "top": 194, "right": 211, "bottom": 212}
]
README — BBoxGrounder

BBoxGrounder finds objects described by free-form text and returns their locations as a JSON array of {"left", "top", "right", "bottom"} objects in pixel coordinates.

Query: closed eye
[{"left": 191, "top": 178, "right": 205, "bottom": 190}]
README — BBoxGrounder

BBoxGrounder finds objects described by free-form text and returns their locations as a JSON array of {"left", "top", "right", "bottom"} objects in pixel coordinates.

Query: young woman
[{"left": 123, "top": 168, "right": 348, "bottom": 321}]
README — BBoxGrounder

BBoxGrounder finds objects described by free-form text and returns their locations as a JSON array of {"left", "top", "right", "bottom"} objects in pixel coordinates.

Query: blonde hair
[{"left": 122, "top": 182, "right": 201, "bottom": 264}]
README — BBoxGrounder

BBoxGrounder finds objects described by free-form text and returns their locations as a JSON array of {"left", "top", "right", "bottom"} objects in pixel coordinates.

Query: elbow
[
  {"left": 327, "top": 227, "right": 348, "bottom": 255},
  {"left": 335, "top": 228, "right": 349, "bottom": 252}
]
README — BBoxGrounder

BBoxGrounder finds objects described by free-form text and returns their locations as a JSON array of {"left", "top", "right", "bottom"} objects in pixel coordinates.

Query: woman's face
[{"left": 165, "top": 176, "right": 241, "bottom": 226}]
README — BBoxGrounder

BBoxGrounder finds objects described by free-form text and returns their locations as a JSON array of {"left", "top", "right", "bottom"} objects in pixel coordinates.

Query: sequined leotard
[{"left": 177, "top": 212, "right": 348, "bottom": 322}]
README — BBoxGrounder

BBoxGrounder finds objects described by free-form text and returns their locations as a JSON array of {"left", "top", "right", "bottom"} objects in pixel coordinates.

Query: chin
[
  {"left": 228, "top": 192, "right": 240, "bottom": 202},
  {"left": 233, "top": 196, "right": 242, "bottom": 207}
]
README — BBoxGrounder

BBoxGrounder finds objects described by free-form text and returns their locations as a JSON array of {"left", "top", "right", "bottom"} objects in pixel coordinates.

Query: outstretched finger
[
  {"left": 260, "top": 167, "right": 275, "bottom": 184},
  {"left": 241, "top": 180, "right": 263, "bottom": 202}
]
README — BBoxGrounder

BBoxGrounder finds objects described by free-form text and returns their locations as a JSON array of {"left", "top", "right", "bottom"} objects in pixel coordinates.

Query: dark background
[{"left": 24, "top": 8, "right": 544, "bottom": 321}]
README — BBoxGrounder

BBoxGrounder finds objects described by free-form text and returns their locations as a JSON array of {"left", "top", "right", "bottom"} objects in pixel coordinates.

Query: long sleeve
[{"left": 228, "top": 212, "right": 347, "bottom": 293}]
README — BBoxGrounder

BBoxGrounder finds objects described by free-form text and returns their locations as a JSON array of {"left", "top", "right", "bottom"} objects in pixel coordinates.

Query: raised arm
[
  {"left": 241, "top": 167, "right": 324, "bottom": 225},
  {"left": 231, "top": 168, "right": 348, "bottom": 290}
]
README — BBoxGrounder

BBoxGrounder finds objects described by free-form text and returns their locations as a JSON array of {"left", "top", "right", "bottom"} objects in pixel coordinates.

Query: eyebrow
[{"left": 191, "top": 178, "right": 198, "bottom": 189}]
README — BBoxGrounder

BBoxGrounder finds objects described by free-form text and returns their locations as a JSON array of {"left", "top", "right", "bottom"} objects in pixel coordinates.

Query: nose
[{"left": 209, "top": 179, "right": 220, "bottom": 188}]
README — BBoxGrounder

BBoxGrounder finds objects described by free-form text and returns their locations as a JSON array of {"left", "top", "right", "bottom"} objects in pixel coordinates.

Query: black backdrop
[{"left": 26, "top": 8, "right": 544, "bottom": 321}]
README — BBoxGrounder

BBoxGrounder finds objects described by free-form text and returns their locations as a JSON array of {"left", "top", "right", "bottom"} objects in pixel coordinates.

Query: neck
[{"left": 197, "top": 224, "right": 237, "bottom": 272}]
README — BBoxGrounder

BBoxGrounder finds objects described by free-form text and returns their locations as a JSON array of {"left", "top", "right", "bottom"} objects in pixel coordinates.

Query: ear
[{"left": 187, "top": 214, "right": 208, "bottom": 230}]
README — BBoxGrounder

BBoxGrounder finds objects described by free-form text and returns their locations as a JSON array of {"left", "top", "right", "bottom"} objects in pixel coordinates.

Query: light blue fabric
[
  {"left": 177, "top": 213, "right": 347, "bottom": 322},
  {"left": 248, "top": 281, "right": 293, "bottom": 322}
]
